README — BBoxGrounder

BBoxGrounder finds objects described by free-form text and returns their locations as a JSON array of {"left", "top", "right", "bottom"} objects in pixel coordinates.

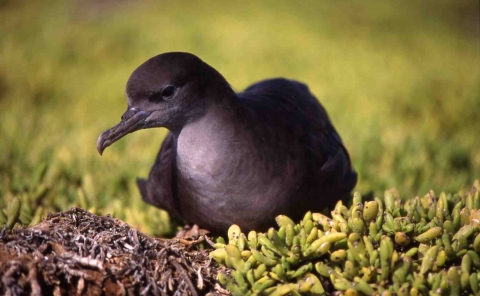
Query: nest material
[{"left": 0, "top": 208, "right": 229, "bottom": 296}]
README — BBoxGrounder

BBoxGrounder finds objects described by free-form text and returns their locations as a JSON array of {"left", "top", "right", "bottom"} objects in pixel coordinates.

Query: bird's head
[{"left": 96, "top": 52, "right": 231, "bottom": 155}]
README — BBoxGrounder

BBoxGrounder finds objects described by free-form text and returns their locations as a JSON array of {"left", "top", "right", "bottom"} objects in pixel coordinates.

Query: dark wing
[
  {"left": 316, "top": 125, "right": 358, "bottom": 201},
  {"left": 241, "top": 78, "right": 357, "bottom": 201},
  {"left": 136, "top": 132, "right": 181, "bottom": 216}
]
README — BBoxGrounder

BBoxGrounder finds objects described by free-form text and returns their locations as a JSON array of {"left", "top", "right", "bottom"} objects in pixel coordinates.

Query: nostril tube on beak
[{"left": 121, "top": 108, "right": 138, "bottom": 121}]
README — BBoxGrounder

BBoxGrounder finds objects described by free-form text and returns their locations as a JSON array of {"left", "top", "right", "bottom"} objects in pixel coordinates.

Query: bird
[{"left": 97, "top": 52, "right": 357, "bottom": 234}]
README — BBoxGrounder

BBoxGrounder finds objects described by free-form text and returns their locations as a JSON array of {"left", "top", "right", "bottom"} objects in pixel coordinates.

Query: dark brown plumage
[{"left": 97, "top": 52, "right": 357, "bottom": 234}]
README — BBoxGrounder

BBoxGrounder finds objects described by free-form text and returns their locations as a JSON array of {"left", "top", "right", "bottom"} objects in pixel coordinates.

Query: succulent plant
[{"left": 211, "top": 180, "right": 480, "bottom": 295}]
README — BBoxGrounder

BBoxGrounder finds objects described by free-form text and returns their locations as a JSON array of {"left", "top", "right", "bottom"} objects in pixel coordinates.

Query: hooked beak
[{"left": 96, "top": 108, "right": 152, "bottom": 155}]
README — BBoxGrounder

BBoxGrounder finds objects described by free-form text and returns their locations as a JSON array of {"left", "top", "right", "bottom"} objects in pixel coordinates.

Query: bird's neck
[
  {"left": 170, "top": 81, "right": 240, "bottom": 133},
  {"left": 176, "top": 96, "right": 241, "bottom": 143},
  {"left": 174, "top": 96, "right": 246, "bottom": 174}
]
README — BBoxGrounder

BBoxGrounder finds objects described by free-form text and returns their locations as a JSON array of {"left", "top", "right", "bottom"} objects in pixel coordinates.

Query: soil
[{"left": 0, "top": 208, "right": 230, "bottom": 296}]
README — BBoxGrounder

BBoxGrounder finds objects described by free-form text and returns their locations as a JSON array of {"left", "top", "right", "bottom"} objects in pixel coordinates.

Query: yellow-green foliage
[
  {"left": 211, "top": 181, "right": 480, "bottom": 295},
  {"left": 0, "top": 0, "right": 479, "bottom": 236}
]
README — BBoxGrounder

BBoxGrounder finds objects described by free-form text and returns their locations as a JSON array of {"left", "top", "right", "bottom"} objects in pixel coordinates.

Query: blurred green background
[{"left": 0, "top": 0, "right": 478, "bottom": 236}]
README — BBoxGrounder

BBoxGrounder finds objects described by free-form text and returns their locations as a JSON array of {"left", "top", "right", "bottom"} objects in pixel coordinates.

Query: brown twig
[{"left": 168, "top": 255, "right": 199, "bottom": 296}]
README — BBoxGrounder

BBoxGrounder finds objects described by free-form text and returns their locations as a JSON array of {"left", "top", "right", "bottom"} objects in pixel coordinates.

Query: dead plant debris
[{"left": 0, "top": 207, "right": 230, "bottom": 296}]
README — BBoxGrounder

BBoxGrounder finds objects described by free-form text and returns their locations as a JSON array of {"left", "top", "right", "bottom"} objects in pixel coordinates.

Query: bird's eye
[{"left": 161, "top": 85, "right": 176, "bottom": 98}]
